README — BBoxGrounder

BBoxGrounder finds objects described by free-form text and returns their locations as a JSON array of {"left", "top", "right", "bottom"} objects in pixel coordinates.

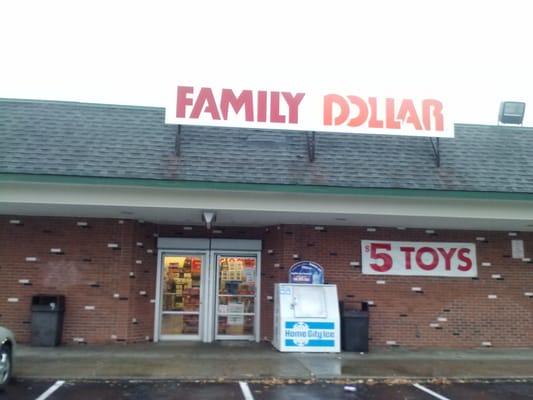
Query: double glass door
[{"left": 157, "top": 251, "right": 259, "bottom": 342}]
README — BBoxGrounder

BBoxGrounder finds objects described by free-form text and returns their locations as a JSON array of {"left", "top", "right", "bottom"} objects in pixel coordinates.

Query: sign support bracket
[
  {"left": 429, "top": 137, "right": 440, "bottom": 167},
  {"left": 306, "top": 131, "right": 316, "bottom": 162},
  {"left": 175, "top": 125, "right": 182, "bottom": 157}
]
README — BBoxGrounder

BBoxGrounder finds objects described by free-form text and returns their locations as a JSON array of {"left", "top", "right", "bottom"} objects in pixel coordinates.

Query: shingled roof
[{"left": 1, "top": 98, "right": 533, "bottom": 193}]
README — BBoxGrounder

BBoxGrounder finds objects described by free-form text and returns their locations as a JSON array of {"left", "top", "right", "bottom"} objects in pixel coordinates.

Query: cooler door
[{"left": 293, "top": 285, "right": 327, "bottom": 318}]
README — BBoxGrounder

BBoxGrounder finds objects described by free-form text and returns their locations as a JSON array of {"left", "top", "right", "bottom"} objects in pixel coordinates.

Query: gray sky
[{"left": 1, "top": 0, "right": 532, "bottom": 126}]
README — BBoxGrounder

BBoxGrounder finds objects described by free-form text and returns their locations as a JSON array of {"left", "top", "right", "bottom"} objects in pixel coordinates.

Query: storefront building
[{"left": 1, "top": 98, "right": 532, "bottom": 349}]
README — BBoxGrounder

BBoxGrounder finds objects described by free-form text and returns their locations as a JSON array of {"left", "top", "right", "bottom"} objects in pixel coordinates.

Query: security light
[{"left": 499, "top": 101, "right": 526, "bottom": 125}]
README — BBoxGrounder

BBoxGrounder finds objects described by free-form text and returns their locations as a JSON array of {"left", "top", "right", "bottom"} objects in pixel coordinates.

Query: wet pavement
[
  {"left": 424, "top": 381, "right": 533, "bottom": 399},
  {"left": 1, "top": 379, "right": 532, "bottom": 400},
  {"left": 0, "top": 380, "right": 51, "bottom": 399},
  {"left": 251, "top": 382, "right": 429, "bottom": 399}
]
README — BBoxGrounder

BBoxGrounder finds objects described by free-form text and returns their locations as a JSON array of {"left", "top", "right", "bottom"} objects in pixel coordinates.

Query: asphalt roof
[{"left": 1, "top": 98, "right": 533, "bottom": 193}]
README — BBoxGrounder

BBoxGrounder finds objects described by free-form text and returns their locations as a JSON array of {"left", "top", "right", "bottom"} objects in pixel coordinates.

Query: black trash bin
[
  {"left": 341, "top": 304, "right": 369, "bottom": 352},
  {"left": 31, "top": 295, "right": 65, "bottom": 346}
]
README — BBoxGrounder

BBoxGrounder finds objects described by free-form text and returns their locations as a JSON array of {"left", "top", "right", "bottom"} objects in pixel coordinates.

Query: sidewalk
[{"left": 14, "top": 341, "right": 533, "bottom": 381}]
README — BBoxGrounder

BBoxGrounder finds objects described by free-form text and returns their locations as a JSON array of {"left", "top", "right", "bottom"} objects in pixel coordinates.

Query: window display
[{"left": 216, "top": 256, "right": 257, "bottom": 336}]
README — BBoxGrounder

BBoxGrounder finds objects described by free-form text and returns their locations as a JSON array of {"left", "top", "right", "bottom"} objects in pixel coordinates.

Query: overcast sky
[{"left": 1, "top": 0, "right": 532, "bottom": 126}]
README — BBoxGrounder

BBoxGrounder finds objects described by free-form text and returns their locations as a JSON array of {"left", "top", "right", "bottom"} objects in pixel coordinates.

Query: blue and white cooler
[{"left": 272, "top": 283, "right": 341, "bottom": 352}]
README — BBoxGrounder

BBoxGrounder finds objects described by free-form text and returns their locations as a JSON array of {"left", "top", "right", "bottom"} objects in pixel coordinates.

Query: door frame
[
  {"left": 154, "top": 249, "right": 209, "bottom": 342},
  {"left": 154, "top": 238, "right": 262, "bottom": 343}
]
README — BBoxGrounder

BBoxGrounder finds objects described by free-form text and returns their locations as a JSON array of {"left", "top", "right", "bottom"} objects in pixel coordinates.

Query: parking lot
[{"left": 1, "top": 379, "right": 532, "bottom": 400}]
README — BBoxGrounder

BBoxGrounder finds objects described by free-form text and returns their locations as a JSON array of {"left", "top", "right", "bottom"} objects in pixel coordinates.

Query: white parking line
[
  {"left": 35, "top": 380, "right": 65, "bottom": 400},
  {"left": 239, "top": 381, "right": 255, "bottom": 400},
  {"left": 413, "top": 383, "right": 450, "bottom": 400}
]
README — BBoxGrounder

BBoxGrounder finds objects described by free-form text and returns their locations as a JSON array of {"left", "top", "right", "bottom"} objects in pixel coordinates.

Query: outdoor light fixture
[
  {"left": 499, "top": 101, "right": 526, "bottom": 125},
  {"left": 202, "top": 211, "right": 216, "bottom": 230}
]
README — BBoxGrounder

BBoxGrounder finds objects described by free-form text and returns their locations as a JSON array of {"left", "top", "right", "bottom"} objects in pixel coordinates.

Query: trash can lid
[
  {"left": 31, "top": 294, "right": 65, "bottom": 311},
  {"left": 343, "top": 310, "right": 369, "bottom": 317}
]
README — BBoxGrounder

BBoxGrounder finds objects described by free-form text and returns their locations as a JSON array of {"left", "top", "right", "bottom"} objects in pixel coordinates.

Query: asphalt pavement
[{"left": 1, "top": 379, "right": 532, "bottom": 400}]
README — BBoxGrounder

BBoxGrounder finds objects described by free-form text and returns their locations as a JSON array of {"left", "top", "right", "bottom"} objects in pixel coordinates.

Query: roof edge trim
[{"left": 1, "top": 173, "right": 533, "bottom": 201}]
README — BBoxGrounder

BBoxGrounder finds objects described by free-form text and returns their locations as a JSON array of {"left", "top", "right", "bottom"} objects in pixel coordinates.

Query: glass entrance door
[
  {"left": 159, "top": 253, "right": 204, "bottom": 340},
  {"left": 215, "top": 254, "right": 258, "bottom": 340},
  {"left": 156, "top": 246, "right": 261, "bottom": 342}
]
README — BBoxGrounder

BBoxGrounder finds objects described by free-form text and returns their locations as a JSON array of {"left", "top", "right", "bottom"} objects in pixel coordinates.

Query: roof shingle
[{"left": 1, "top": 98, "right": 533, "bottom": 193}]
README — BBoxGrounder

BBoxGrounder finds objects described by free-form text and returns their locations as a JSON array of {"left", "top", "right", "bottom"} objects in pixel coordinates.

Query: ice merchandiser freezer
[{"left": 272, "top": 283, "right": 341, "bottom": 352}]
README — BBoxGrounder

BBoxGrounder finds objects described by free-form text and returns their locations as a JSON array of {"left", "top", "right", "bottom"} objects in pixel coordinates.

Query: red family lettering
[
  {"left": 324, "top": 95, "right": 444, "bottom": 131},
  {"left": 176, "top": 86, "right": 306, "bottom": 124}
]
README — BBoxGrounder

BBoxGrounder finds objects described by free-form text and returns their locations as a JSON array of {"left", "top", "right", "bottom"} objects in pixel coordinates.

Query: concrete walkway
[{"left": 14, "top": 342, "right": 533, "bottom": 381}]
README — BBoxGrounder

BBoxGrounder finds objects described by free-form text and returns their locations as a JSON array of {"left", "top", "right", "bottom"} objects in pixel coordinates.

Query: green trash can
[{"left": 31, "top": 295, "right": 65, "bottom": 346}]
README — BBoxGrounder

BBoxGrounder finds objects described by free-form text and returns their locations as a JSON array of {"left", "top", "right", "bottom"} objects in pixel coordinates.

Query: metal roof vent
[{"left": 498, "top": 101, "right": 526, "bottom": 125}]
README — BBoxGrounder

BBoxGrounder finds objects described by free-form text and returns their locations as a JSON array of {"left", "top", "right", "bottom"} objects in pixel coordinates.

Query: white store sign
[
  {"left": 361, "top": 240, "right": 477, "bottom": 277},
  {"left": 166, "top": 85, "right": 453, "bottom": 138}
]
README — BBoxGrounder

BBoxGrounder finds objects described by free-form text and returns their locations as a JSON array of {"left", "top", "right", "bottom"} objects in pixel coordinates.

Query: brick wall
[
  {"left": 261, "top": 225, "right": 533, "bottom": 348},
  {"left": 0, "top": 216, "right": 151, "bottom": 344},
  {"left": 0, "top": 216, "right": 262, "bottom": 345},
  {"left": 1, "top": 216, "right": 532, "bottom": 348}
]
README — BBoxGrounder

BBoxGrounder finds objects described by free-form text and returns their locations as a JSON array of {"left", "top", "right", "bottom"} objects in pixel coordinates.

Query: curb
[{"left": 13, "top": 376, "right": 533, "bottom": 384}]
